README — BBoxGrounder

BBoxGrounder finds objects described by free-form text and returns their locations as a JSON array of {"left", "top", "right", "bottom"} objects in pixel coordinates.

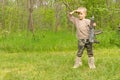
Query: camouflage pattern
[{"left": 77, "top": 39, "right": 93, "bottom": 57}]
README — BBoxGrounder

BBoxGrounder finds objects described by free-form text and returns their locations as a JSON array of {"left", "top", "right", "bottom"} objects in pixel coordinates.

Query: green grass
[
  {"left": 0, "top": 48, "right": 120, "bottom": 80},
  {"left": 0, "top": 30, "right": 119, "bottom": 79},
  {"left": 95, "top": 30, "right": 120, "bottom": 48},
  {"left": 0, "top": 30, "right": 77, "bottom": 52},
  {"left": 0, "top": 30, "right": 119, "bottom": 52}
]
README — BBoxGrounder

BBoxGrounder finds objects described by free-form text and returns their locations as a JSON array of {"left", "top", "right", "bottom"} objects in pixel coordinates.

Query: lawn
[{"left": 0, "top": 48, "right": 120, "bottom": 80}]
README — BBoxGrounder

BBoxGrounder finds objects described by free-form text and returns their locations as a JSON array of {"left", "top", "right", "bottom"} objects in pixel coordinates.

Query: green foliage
[
  {"left": 33, "top": 7, "right": 55, "bottom": 30},
  {"left": 1, "top": 4, "right": 27, "bottom": 31},
  {"left": 94, "top": 29, "right": 120, "bottom": 48},
  {"left": 110, "top": 31, "right": 120, "bottom": 47},
  {"left": 0, "top": 30, "right": 119, "bottom": 52},
  {"left": 0, "top": 30, "right": 76, "bottom": 52},
  {"left": 1, "top": 0, "right": 120, "bottom": 31},
  {"left": 0, "top": 0, "right": 120, "bottom": 52}
]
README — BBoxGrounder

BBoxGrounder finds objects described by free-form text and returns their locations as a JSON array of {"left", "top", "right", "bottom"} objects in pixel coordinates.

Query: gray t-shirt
[{"left": 69, "top": 15, "right": 90, "bottom": 39}]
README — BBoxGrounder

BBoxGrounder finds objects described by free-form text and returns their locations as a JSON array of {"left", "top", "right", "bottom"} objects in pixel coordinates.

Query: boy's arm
[
  {"left": 68, "top": 10, "right": 77, "bottom": 24},
  {"left": 69, "top": 10, "right": 77, "bottom": 16}
]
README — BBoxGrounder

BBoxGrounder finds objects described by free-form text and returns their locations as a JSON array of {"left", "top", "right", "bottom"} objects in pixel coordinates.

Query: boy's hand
[
  {"left": 93, "top": 23, "right": 96, "bottom": 27},
  {"left": 69, "top": 10, "right": 77, "bottom": 15}
]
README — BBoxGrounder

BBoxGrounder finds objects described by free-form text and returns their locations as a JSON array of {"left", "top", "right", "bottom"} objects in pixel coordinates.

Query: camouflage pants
[{"left": 77, "top": 39, "right": 93, "bottom": 57}]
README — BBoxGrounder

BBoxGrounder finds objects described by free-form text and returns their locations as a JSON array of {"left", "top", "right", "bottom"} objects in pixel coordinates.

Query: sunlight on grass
[
  {"left": 0, "top": 64, "right": 35, "bottom": 80},
  {"left": 0, "top": 48, "right": 120, "bottom": 80}
]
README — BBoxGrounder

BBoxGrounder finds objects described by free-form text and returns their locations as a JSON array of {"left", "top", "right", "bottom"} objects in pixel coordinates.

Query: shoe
[
  {"left": 88, "top": 57, "right": 96, "bottom": 69},
  {"left": 73, "top": 57, "right": 82, "bottom": 68}
]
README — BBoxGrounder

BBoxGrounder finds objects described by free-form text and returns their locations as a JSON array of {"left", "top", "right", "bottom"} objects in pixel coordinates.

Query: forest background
[{"left": 0, "top": 0, "right": 120, "bottom": 52}]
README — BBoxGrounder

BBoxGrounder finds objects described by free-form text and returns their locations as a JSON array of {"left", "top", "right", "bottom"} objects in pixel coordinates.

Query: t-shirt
[{"left": 68, "top": 15, "right": 90, "bottom": 39}]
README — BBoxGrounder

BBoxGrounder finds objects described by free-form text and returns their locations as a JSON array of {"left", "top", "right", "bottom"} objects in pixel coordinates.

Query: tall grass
[
  {"left": 95, "top": 30, "right": 120, "bottom": 48},
  {"left": 0, "top": 30, "right": 119, "bottom": 52},
  {"left": 0, "top": 30, "right": 76, "bottom": 52}
]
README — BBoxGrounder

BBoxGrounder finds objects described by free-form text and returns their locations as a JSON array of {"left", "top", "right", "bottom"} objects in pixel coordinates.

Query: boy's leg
[
  {"left": 86, "top": 42, "right": 96, "bottom": 69},
  {"left": 73, "top": 40, "right": 85, "bottom": 68},
  {"left": 77, "top": 40, "right": 85, "bottom": 57}
]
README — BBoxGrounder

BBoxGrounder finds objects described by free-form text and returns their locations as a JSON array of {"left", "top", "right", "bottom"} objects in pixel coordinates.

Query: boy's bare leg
[{"left": 73, "top": 56, "right": 82, "bottom": 68}]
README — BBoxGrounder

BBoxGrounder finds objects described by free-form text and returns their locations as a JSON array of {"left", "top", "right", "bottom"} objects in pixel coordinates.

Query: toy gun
[
  {"left": 89, "top": 16, "right": 95, "bottom": 43},
  {"left": 89, "top": 16, "right": 103, "bottom": 43}
]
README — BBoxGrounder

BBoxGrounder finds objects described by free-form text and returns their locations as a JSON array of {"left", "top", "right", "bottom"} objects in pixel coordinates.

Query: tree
[
  {"left": 28, "top": 0, "right": 34, "bottom": 36},
  {"left": 1, "top": 0, "right": 5, "bottom": 29}
]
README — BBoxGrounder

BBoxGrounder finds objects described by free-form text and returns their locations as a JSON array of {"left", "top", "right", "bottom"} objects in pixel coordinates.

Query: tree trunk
[
  {"left": 54, "top": 2, "right": 60, "bottom": 32},
  {"left": 28, "top": 0, "right": 34, "bottom": 36},
  {"left": 2, "top": 0, "right": 5, "bottom": 29},
  {"left": 55, "top": 13, "right": 60, "bottom": 32}
]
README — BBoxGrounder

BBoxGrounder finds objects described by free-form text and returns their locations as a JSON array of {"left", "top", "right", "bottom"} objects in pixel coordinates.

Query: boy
[{"left": 68, "top": 7, "right": 96, "bottom": 69}]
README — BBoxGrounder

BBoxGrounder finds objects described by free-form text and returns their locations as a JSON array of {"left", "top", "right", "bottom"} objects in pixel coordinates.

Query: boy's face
[{"left": 77, "top": 10, "right": 86, "bottom": 20}]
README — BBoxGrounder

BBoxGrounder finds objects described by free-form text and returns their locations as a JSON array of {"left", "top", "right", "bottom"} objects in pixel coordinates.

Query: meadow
[
  {"left": 0, "top": 30, "right": 119, "bottom": 52},
  {"left": 0, "top": 30, "right": 120, "bottom": 80},
  {"left": 0, "top": 48, "right": 120, "bottom": 80}
]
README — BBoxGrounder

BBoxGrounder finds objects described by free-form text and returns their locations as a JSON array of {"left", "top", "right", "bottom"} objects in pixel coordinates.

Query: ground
[{"left": 0, "top": 48, "right": 120, "bottom": 80}]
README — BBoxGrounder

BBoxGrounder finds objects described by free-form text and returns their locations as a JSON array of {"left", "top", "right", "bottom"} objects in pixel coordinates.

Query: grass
[
  {"left": 0, "top": 48, "right": 120, "bottom": 80},
  {"left": 0, "top": 30, "right": 119, "bottom": 79},
  {"left": 0, "top": 30, "right": 119, "bottom": 52},
  {"left": 0, "top": 30, "right": 77, "bottom": 52}
]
